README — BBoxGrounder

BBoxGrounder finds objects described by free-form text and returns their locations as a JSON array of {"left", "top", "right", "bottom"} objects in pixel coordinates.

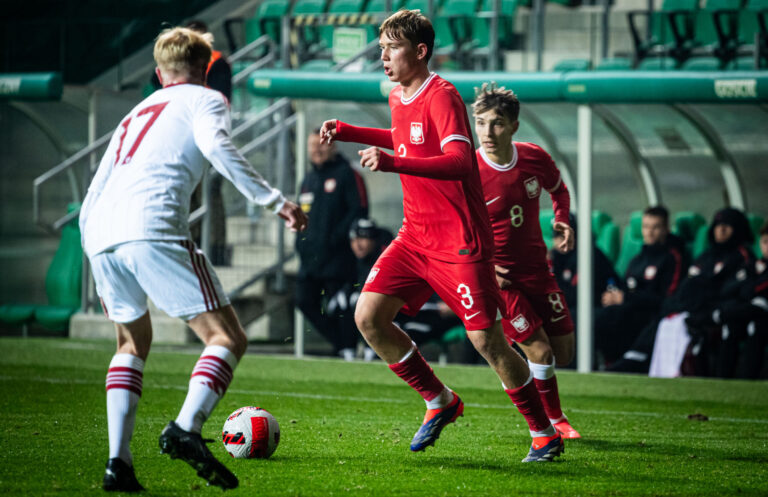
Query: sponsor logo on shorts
[
  {"left": 511, "top": 314, "right": 530, "bottom": 333},
  {"left": 366, "top": 268, "right": 380, "bottom": 284}
]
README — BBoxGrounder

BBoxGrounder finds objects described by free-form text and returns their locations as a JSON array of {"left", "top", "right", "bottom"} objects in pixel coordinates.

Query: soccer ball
[{"left": 221, "top": 406, "right": 280, "bottom": 459}]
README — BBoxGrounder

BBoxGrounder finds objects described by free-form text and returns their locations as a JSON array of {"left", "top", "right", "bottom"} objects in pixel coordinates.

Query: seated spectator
[
  {"left": 549, "top": 213, "right": 620, "bottom": 321},
  {"left": 612, "top": 207, "right": 755, "bottom": 376},
  {"left": 692, "top": 219, "right": 767, "bottom": 378},
  {"left": 594, "top": 206, "right": 687, "bottom": 366}
]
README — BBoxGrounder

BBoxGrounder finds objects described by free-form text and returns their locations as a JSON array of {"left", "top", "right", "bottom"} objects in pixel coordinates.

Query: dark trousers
[{"left": 295, "top": 276, "right": 358, "bottom": 354}]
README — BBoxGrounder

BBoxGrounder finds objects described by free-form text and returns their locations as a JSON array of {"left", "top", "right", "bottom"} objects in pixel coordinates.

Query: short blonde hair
[{"left": 153, "top": 27, "right": 212, "bottom": 76}]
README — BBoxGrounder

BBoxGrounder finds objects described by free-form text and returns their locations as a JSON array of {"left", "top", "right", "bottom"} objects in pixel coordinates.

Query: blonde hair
[{"left": 153, "top": 27, "right": 212, "bottom": 77}]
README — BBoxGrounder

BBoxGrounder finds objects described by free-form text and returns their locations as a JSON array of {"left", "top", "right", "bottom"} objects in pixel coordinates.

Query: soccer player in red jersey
[
  {"left": 320, "top": 10, "right": 563, "bottom": 462},
  {"left": 473, "top": 82, "right": 581, "bottom": 439}
]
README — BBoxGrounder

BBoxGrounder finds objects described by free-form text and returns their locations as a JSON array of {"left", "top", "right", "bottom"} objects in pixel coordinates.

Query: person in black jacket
[
  {"left": 612, "top": 207, "right": 755, "bottom": 375},
  {"left": 295, "top": 130, "right": 368, "bottom": 357},
  {"left": 594, "top": 206, "right": 687, "bottom": 365}
]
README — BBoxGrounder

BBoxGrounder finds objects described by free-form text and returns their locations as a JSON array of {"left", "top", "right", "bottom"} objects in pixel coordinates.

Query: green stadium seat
[
  {"left": 553, "top": 58, "right": 592, "bottom": 71},
  {"left": 245, "top": 0, "right": 292, "bottom": 44},
  {"left": 692, "top": 223, "right": 710, "bottom": 259},
  {"left": 292, "top": 0, "right": 331, "bottom": 51},
  {"left": 638, "top": 56, "right": 680, "bottom": 70},
  {"left": 681, "top": 56, "right": 724, "bottom": 70},
  {"left": 728, "top": 55, "right": 767, "bottom": 69},
  {"left": 324, "top": 0, "right": 370, "bottom": 48},
  {"left": 733, "top": 0, "right": 768, "bottom": 68},
  {"left": 673, "top": 211, "right": 707, "bottom": 259},
  {"left": 596, "top": 57, "right": 634, "bottom": 70},
  {"left": 748, "top": 212, "right": 765, "bottom": 256},
  {"left": 597, "top": 223, "right": 621, "bottom": 265},
  {"left": 615, "top": 210, "right": 644, "bottom": 277},
  {"left": 469, "top": 0, "right": 519, "bottom": 56},
  {"left": 299, "top": 59, "right": 336, "bottom": 71},
  {"left": 365, "top": 0, "right": 407, "bottom": 12},
  {"left": 0, "top": 203, "right": 82, "bottom": 334},
  {"left": 434, "top": 0, "right": 478, "bottom": 55},
  {"left": 628, "top": 0, "right": 699, "bottom": 66}
]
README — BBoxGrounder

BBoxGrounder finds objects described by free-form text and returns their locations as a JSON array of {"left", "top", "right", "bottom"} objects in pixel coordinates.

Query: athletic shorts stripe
[{"left": 182, "top": 240, "right": 214, "bottom": 312}]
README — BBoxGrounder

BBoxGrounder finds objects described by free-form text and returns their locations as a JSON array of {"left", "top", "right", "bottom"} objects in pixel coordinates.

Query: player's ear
[
  {"left": 511, "top": 120, "right": 520, "bottom": 135},
  {"left": 155, "top": 67, "right": 164, "bottom": 86},
  {"left": 415, "top": 42, "right": 428, "bottom": 61}
]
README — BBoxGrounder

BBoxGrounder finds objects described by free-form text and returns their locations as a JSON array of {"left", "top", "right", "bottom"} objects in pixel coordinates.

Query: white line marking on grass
[{"left": 3, "top": 374, "right": 767, "bottom": 425}]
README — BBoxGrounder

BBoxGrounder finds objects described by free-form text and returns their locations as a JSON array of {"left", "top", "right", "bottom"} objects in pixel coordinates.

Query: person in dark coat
[
  {"left": 594, "top": 206, "right": 687, "bottom": 365},
  {"left": 295, "top": 130, "right": 368, "bottom": 357}
]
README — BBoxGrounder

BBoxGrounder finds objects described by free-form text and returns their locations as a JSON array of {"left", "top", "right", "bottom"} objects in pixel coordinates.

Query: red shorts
[
  {"left": 362, "top": 239, "right": 504, "bottom": 331},
  {"left": 500, "top": 271, "right": 574, "bottom": 343}
]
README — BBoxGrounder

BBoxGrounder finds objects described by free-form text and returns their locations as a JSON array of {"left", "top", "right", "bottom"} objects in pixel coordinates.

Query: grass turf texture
[{"left": 1, "top": 338, "right": 767, "bottom": 496}]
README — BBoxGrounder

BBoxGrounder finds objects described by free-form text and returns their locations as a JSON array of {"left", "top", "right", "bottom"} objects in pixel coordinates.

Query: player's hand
[
  {"left": 358, "top": 147, "right": 382, "bottom": 171},
  {"left": 553, "top": 221, "right": 575, "bottom": 252},
  {"left": 319, "top": 120, "right": 338, "bottom": 144},
  {"left": 495, "top": 265, "right": 512, "bottom": 290},
  {"left": 278, "top": 201, "right": 308, "bottom": 232}
]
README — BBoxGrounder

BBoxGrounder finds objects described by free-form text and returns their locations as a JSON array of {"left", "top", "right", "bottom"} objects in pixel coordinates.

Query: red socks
[
  {"left": 505, "top": 377, "right": 554, "bottom": 436},
  {"left": 388, "top": 347, "right": 445, "bottom": 402}
]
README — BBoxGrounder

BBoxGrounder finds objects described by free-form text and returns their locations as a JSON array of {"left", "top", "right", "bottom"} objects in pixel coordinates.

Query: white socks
[
  {"left": 106, "top": 354, "right": 145, "bottom": 465},
  {"left": 426, "top": 387, "right": 455, "bottom": 410},
  {"left": 528, "top": 358, "right": 556, "bottom": 380},
  {"left": 175, "top": 345, "right": 238, "bottom": 434}
]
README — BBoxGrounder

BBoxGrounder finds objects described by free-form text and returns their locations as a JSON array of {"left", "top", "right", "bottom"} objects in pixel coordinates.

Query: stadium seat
[
  {"left": 692, "top": 223, "right": 711, "bottom": 259},
  {"left": 323, "top": 0, "right": 370, "bottom": 48},
  {"left": 597, "top": 223, "right": 621, "bottom": 265},
  {"left": 627, "top": 0, "right": 700, "bottom": 66},
  {"left": 364, "top": 0, "right": 407, "bottom": 12},
  {"left": 553, "top": 58, "right": 592, "bottom": 71},
  {"left": 245, "top": 0, "right": 292, "bottom": 44},
  {"left": 673, "top": 211, "right": 707, "bottom": 259},
  {"left": 748, "top": 212, "right": 765, "bottom": 256},
  {"left": 615, "top": 211, "right": 644, "bottom": 277},
  {"left": 468, "top": 0, "right": 519, "bottom": 65},
  {"left": 637, "top": 56, "right": 680, "bottom": 70},
  {"left": 292, "top": 0, "right": 331, "bottom": 54},
  {"left": 595, "top": 57, "right": 634, "bottom": 70},
  {"left": 733, "top": 0, "right": 768, "bottom": 68},
  {"left": 681, "top": 56, "right": 724, "bottom": 70},
  {"left": 433, "top": 0, "right": 478, "bottom": 55},
  {"left": 0, "top": 203, "right": 82, "bottom": 333}
]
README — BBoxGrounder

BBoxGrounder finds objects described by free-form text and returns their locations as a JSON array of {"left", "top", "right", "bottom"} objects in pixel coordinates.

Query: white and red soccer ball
[{"left": 222, "top": 406, "right": 280, "bottom": 459}]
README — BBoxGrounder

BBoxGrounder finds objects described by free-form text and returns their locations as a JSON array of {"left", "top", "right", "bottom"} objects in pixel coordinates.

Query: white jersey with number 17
[{"left": 80, "top": 83, "right": 285, "bottom": 257}]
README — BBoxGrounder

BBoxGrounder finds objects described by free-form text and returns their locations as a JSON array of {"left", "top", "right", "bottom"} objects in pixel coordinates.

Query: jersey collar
[
  {"left": 480, "top": 142, "right": 518, "bottom": 171},
  {"left": 401, "top": 72, "right": 437, "bottom": 105}
]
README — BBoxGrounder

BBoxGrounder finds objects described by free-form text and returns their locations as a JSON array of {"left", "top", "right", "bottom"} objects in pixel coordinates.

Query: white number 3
[{"left": 457, "top": 283, "right": 474, "bottom": 309}]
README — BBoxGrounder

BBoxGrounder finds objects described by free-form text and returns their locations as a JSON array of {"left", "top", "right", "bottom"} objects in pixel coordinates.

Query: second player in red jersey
[
  {"left": 320, "top": 11, "right": 564, "bottom": 462},
  {"left": 473, "top": 82, "right": 581, "bottom": 439}
]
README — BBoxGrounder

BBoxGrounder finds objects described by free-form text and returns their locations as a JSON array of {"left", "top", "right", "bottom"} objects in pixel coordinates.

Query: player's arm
[
  {"left": 320, "top": 119, "right": 394, "bottom": 149},
  {"left": 358, "top": 140, "right": 472, "bottom": 179},
  {"left": 542, "top": 150, "right": 573, "bottom": 252},
  {"left": 194, "top": 93, "right": 307, "bottom": 231}
]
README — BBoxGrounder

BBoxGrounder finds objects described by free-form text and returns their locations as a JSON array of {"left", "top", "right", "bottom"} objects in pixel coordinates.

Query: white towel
[{"left": 649, "top": 312, "right": 691, "bottom": 378}]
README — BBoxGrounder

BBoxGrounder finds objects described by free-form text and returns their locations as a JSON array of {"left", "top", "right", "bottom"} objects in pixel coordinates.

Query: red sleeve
[
  {"left": 431, "top": 89, "right": 472, "bottom": 151},
  {"left": 378, "top": 140, "right": 472, "bottom": 179},
  {"left": 335, "top": 120, "right": 394, "bottom": 149},
  {"left": 540, "top": 148, "right": 569, "bottom": 224},
  {"left": 550, "top": 182, "right": 570, "bottom": 225}
]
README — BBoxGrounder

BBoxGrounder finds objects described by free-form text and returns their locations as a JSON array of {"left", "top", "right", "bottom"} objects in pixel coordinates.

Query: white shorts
[{"left": 89, "top": 240, "right": 229, "bottom": 323}]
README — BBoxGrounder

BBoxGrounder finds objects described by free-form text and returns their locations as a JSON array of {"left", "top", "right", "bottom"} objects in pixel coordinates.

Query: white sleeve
[{"left": 192, "top": 93, "right": 286, "bottom": 213}]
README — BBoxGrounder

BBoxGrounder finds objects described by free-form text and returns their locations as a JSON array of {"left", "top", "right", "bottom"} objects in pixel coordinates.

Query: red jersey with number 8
[
  {"left": 389, "top": 73, "right": 494, "bottom": 263},
  {"left": 477, "top": 142, "right": 564, "bottom": 275}
]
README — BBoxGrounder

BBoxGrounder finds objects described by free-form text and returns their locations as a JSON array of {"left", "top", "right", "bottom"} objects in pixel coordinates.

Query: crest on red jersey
[
  {"left": 410, "top": 122, "right": 424, "bottom": 144},
  {"left": 524, "top": 177, "right": 541, "bottom": 198},
  {"left": 511, "top": 314, "right": 530, "bottom": 334},
  {"left": 324, "top": 178, "right": 337, "bottom": 193},
  {"left": 366, "top": 268, "right": 380, "bottom": 284}
]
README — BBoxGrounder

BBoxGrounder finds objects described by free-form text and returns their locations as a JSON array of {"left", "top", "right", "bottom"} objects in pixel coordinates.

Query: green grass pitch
[{"left": 1, "top": 337, "right": 767, "bottom": 496}]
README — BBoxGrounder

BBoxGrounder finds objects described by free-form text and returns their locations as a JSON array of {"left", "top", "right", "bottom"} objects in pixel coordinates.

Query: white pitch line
[{"left": 2, "top": 374, "right": 767, "bottom": 425}]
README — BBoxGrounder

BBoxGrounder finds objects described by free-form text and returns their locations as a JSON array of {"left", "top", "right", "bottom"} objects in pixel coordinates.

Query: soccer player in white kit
[{"left": 80, "top": 27, "right": 307, "bottom": 492}]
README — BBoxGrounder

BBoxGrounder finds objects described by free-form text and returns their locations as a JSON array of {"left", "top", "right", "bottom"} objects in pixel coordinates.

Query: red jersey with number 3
[
  {"left": 389, "top": 73, "right": 494, "bottom": 263},
  {"left": 477, "top": 142, "right": 563, "bottom": 277}
]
